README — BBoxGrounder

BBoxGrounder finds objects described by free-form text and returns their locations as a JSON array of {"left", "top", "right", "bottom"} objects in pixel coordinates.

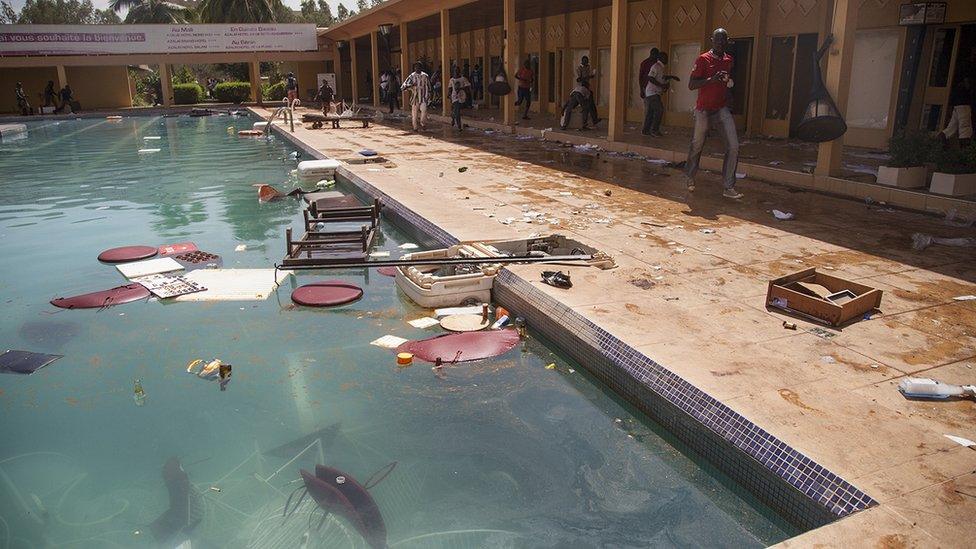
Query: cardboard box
[{"left": 767, "top": 268, "right": 882, "bottom": 326}]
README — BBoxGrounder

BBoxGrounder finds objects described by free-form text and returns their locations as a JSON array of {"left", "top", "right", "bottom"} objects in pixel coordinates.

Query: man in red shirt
[
  {"left": 685, "top": 28, "right": 742, "bottom": 199},
  {"left": 514, "top": 60, "right": 535, "bottom": 120}
]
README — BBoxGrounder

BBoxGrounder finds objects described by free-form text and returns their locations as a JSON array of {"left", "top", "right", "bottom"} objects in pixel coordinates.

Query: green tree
[
  {"left": 117, "top": 0, "right": 192, "bottom": 23},
  {"left": 335, "top": 2, "right": 349, "bottom": 20},
  {"left": 355, "top": 0, "right": 366, "bottom": 11},
  {"left": 2, "top": 0, "right": 108, "bottom": 23},
  {"left": 94, "top": 8, "right": 122, "bottom": 22},
  {"left": 197, "top": 0, "right": 283, "bottom": 23},
  {"left": 298, "top": 0, "right": 332, "bottom": 26}
]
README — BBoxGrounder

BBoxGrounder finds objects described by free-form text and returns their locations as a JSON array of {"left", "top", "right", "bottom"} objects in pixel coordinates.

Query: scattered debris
[
  {"left": 407, "top": 317, "right": 440, "bottom": 329},
  {"left": 234, "top": 244, "right": 247, "bottom": 252},
  {"left": 370, "top": 335, "right": 408, "bottom": 349},
  {"left": 541, "top": 270, "right": 572, "bottom": 289},
  {"left": 545, "top": 363, "right": 556, "bottom": 370},
  {"left": 808, "top": 327, "right": 836, "bottom": 339},
  {"left": 772, "top": 209, "right": 795, "bottom": 221},
  {"left": 629, "top": 278, "right": 655, "bottom": 290},
  {"left": 399, "top": 243, "right": 419, "bottom": 250},
  {"left": 735, "top": 172, "right": 747, "bottom": 179},
  {"left": 768, "top": 160, "right": 784, "bottom": 166},
  {"left": 944, "top": 208, "right": 975, "bottom": 228},
  {"left": 898, "top": 377, "right": 975, "bottom": 400},
  {"left": 782, "top": 321, "right": 797, "bottom": 330},
  {"left": 0, "top": 349, "right": 63, "bottom": 375},
  {"left": 603, "top": 190, "right": 612, "bottom": 197},
  {"left": 953, "top": 295, "right": 976, "bottom": 301},
  {"left": 944, "top": 434, "right": 976, "bottom": 449},
  {"left": 699, "top": 228, "right": 715, "bottom": 234},
  {"left": 911, "top": 233, "right": 976, "bottom": 251},
  {"left": 458, "top": 167, "right": 468, "bottom": 173}
]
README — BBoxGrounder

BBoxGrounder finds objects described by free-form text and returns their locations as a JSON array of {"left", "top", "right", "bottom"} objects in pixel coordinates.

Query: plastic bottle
[
  {"left": 133, "top": 379, "right": 147, "bottom": 407},
  {"left": 514, "top": 317, "right": 526, "bottom": 339}
]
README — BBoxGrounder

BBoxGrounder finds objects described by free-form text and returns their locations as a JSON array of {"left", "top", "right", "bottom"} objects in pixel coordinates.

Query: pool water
[{"left": 0, "top": 116, "right": 795, "bottom": 548}]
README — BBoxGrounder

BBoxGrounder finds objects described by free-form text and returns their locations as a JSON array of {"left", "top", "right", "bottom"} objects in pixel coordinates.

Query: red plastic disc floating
[
  {"left": 97, "top": 245, "right": 158, "bottom": 263},
  {"left": 291, "top": 281, "right": 364, "bottom": 307},
  {"left": 376, "top": 267, "right": 397, "bottom": 277},
  {"left": 397, "top": 329, "right": 520, "bottom": 363},
  {"left": 51, "top": 283, "right": 151, "bottom": 309}
]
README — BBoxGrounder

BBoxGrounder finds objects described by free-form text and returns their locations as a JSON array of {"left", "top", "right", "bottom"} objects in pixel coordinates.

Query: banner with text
[{"left": 0, "top": 24, "right": 318, "bottom": 56}]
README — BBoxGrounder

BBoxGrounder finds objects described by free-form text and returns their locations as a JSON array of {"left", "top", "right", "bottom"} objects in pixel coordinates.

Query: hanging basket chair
[
  {"left": 796, "top": 35, "right": 847, "bottom": 143},
  {"left": 488, "top": 69, "right": 512, "bottom": 96}
]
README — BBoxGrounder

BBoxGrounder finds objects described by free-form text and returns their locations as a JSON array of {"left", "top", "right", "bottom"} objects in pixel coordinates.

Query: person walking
[
  {"left": 639, "top": 49, "right": 669, "bottom": 136},
  {"left": 448, "top": 66, "right": 471, "bottom": 131},
  {"left": 471, "top": 63, "right": 483, "bottom": 102},
  {"left": 43, "top": 80, "right": 57, "bottom": 109},
  {"left": 575, "top": 56, "right": 601, "bottom": 126},
  {"left": 387, "top": 69, "right": 402, "bottom": 113},
  {"left": 285, "top": 72, "right": 299, "bottom": 106},
  {"left": 401, "top": 62, "right": 432, "bottom": 131},
  {"left": 315, "top": 79, "right": 335, "bottom": 114},
  {"left": 514, "top": 59, "right": 535, "bottom": 120},
  {"left": 685, "top": 28, "right": 742, "bottom": 199},
  {"left": 15, "top": 82, "right": 32, "bottom": 116}
]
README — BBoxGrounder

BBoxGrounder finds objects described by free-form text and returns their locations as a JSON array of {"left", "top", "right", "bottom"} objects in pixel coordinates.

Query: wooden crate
[{"left": 766, "top": 268, "right": 883, "bottom": 327}]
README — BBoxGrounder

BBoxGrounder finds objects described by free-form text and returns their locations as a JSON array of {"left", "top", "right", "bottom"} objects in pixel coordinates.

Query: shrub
[
  {"left": 933, "top": 146, "right": 975, "bottom": 174},
  {"left": 213, "top": 81, "right": 252, "bottom": 104},
  {"left": 887, "top": 130, "right": 934, "bottom": 168},
  {"left": 263, "top": 81, "right": 286, "bottom": 102},
  {"left": 173, "top": 83, "right": 203, "bottom": 105}
]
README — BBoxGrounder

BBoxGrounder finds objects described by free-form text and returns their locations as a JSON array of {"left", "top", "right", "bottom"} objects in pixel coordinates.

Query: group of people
[{"left": 14, "top": 81, "right": 76, "bottom": 116}]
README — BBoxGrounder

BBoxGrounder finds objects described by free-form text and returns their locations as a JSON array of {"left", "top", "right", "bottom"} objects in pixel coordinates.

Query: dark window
[
  {"left": 548, "top": 52, "right": 556, "bottom": 103},
  {"left": 921, "top": 103, "right": 943, "bottom": 131},
  {"left": 766, "top": 36, "right": 796, "bottom": 120},
  {"left": 928, "top": 28, "right": 955, "bottom": 87}
]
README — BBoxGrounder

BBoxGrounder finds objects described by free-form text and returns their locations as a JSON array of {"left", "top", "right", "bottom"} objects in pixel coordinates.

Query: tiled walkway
[{"left": 258, "top": 107, "right": 976, "bottom": 546}]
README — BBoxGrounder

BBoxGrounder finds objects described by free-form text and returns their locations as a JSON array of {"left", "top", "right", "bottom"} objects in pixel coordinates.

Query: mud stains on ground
[{"left": 778, "top": 388, "right": 820, "bottom": 413}]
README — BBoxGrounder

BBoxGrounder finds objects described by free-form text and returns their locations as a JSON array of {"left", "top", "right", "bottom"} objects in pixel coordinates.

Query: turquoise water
[{"left": 0, "top": 116, "right": 794, "bottom": 548}]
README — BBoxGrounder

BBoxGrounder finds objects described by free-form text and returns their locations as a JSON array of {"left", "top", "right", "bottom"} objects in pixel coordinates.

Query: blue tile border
[{"left": 268, "top": 120, "right": 878, "bottom": 531}]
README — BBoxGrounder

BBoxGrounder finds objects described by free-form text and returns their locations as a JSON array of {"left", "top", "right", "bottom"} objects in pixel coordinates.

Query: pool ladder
[{"left": 268, "top": 98, "right": 297, "bottom": 133}]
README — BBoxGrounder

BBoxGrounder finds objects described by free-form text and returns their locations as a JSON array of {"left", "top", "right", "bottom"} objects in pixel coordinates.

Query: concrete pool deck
[{"left": 255, "top": 107, "right": 975, "bottom": 546}]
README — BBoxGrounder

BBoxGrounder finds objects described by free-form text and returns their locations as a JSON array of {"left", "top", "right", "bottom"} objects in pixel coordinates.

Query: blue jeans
[{"left": 686, "top": 107, "right": 739, "bottom": 189}]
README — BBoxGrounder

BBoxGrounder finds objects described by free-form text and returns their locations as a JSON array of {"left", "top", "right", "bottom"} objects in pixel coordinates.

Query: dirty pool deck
[{"left": 255, "top": 107, "right": 976, "bottom": 547}]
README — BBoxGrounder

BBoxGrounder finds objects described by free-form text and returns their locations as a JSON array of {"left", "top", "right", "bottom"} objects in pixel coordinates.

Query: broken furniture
[
  {"left": 302, "top": 113, "right": 373, "bottom": 129},
  {"left": 766, "top": 268, "right": 882, "bottom": 326},
  {"left": 282, "top": 199, "right": 381, "bottom": 267}
]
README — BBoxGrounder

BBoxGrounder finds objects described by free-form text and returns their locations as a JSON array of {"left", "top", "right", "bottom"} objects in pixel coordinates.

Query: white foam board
[
  {"left": 173, "top": 269, "right": 292, "bottom": 301},
  {"left": 117, "top": 257, "right": 184, "bottom": 278}
]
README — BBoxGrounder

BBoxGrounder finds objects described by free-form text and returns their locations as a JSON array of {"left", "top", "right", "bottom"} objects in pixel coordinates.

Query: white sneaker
[
  {"left": 723, "top": 188, "right": 744, "bottom": 199},
  {"left": 684, "top": 175, "right": 695, "bottom": 192}
]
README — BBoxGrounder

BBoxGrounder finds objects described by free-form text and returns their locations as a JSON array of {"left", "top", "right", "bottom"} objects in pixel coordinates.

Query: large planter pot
[
  {"left": 877, "top": 165, "right": 927, "bottom": 188},
  {"left": 930, "top": 172, "right": 976, "bottom": 196}
]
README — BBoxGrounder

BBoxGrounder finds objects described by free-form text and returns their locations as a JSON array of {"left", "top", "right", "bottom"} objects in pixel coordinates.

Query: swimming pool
[{"left": 0, "top": 115, "right": 795, "bottom": 548}]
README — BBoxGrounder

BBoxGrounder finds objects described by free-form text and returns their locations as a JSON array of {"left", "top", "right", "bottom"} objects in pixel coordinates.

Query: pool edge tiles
[{"left": 266, "top": 117, "right": 877, "bottom": 532}]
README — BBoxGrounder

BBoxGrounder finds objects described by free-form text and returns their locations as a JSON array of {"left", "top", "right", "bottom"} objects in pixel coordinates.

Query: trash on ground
[
  {"left": 944, "top": 208, "right": 974, "bottom": 228},
  {"left": 767, "top": 268, "right": 882, "bottom": 326},
  {"left": 0, "top": 349, "right": 63, "bottom": 375},
  {"left": 782, "top": 321, "right": 797, "bottom": 330},
  {"left": 772, "top": 209, "right": 795, "bottom": 221},
  {"left": 51, "top": 283, "right": 151, "bottom": 309},
  {"left": 545, "top": 363, "right": 556, "bottom": 370},
  {"left": 370, "top": 335, "right": 408, "bottom": 349},
  {"left": 911, "top": 233, "right": 976, "bottom": 251},
  {"left": 541, "top": 270, "right": 572, "bottom": 289},
  {"left": 209, "top": 486, "right": 222, "bottom": 493},
  {"left": 234, "top": 244, "right": 247, "bottom": 252},
  {"left": 370, "top": 251, "right": 391, "bottom": 258},
  {"left": 768, "top": 160, "right": 784, "bottom": 166},
  {"left": 953, "top": 295, "right": 976, "bottom": 301},
  {"left": 399, "top": 243, "right": 419, "bottom": 250},
  {"left": 603, "top": 190, "right": 612, "bottom": 197},
  {"left": 898, "top": 377, "right": 975, "bottom": 400},
  {"left": 458, "top": 167, "right": 468, "bottom": 173},
  {"left": 700, "top": 228, "right": 715, "bottom": 234},
  {"left": 397, "top": 329, "right": 520, "bottom": 363},
  {"left": 434, "top": 305, "right": 484, "bottom": 318},
  {"left": 117, "top": 257, "right": 184, "bottom": 279},
  {"left": 143, "top": 136, "right": 161, "bottom": 140},
  {"left": 735, "top": 172, "right": 746, "bottom": 179},
  {"left": 944, "top": 434, "right": 976, "bottom": 449},
  {"left": 559, "top": 191, "right": 573, "bottom": 196},
  {"left": 171, "top": 269, "right": 291, "bottom": 302}
]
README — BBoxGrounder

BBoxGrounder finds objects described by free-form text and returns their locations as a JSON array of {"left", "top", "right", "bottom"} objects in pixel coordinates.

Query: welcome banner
[{"left": 0, "top": 24, "right": 318, "bottom": 56}]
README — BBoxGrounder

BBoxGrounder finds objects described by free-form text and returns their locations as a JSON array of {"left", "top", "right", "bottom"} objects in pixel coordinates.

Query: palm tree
[
  {"left": 110, "top": 0, "right": 193, "bottom": 23},
  {"left": 197, "top": 0, "right": 282, "bottom": 23}
]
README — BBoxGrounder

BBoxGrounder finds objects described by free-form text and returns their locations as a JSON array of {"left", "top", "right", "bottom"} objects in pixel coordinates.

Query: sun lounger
[{"left": 302, "top": 113, "right": 373, "bottom": 129}]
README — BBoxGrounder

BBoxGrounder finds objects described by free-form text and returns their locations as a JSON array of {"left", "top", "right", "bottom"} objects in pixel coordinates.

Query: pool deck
[{"left": 254, "top": 107, "right": 975, "bottom": 546}]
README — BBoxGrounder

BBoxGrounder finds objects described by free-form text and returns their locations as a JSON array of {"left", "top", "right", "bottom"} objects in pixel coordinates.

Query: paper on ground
[
  {"left": 772, "top": 209, "right": 795, "bottom": 221},
  {"left": 370, "top": 251, "right": 391, "bottom": 258},
  {"left": 434, "top": 305, "right": 485, "bottom": 318},
  {"left": 944, "top": 434, "right": 976, "bottom": 447},
  {"left": 117, "top": 257, "right": 184, "bottom": 278},
  {"left": 953, "top": 295, "right": 976, "bottom": 301},
  {"left": 370, "top": 335, "right": 408, "bottom": 349},
  {"left": 138, "top": 148, "right": 161, "bottom": 153},
  {"left": 172, "top": 269, "right": 292, "bottom": 301},
  {"left": 407, "top": 317, "right": 440, "bottom": 329},
  {"left": 399, "top": 243, "right": 419, "bottom": 250}
]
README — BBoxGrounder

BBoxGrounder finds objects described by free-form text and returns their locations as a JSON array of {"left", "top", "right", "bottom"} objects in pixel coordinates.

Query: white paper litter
[
  {"left": 143, "top": 136, "right": 161, "bottom": 140},
  {"left": 370, "top": 251, "right": 391, "bottom": 258},
  {"left": 434, "top": 305, "right": 484, "bottom": 318},
  {"left": 172, "top": 269, "right": 292, "bottom": 301},
  {"left": 735, "top": 172, "right": 747, "bottom": 179},
  {"left": 370, "top": 335, "right": 408, "bottom": 349},
  {"left": 117, "top": 257, "right": 184, "bottom": 279},
  {"left": 700, "top": 228, "right": 715, "bottom": 234},
  {"left": 138, "top": 148, "right": 161, "bottom": 154},
  {"left": 647, "top": 158, "right": 669, "bottom": 165},
  {"left": 234, "top": 244, "right": 247, "bottom": 252},
  {"left": 407, "top": 317, "right": 440, "bottom": 329},
  {"left": 559, "top": 191, "right": 573, "bottom": 196},
  {"left": 399, "top": 243, "right": 419, "bottom": 250},
  {"left": 944, "top": 434, "right": 976, "bottom": 448},
  {"left": 772, "top": 209, "right": 795, "bottom": 221},
  {"left": 133, "top": 273, "right": 206, "bottom": 299},
  {"left": 953, "top": 295, "right": 976, "bottom": 301}
]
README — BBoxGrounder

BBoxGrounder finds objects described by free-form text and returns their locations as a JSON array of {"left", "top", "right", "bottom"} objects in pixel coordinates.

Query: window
[
  {"left": 765, "top": 36, "right": 796, "bottom": 120},
  {"left": 668, "top": 42, "right": 701, "bottom": 113},
  {"left": 548, "top": 51, "right": 556, "bottom": 103},
  {"left": 847, "top": 29, "right": 899, "bottom": 129},
  {"left": 928, "top": 28, "right": 955, "bottom": 88},
  {"left": 598, "top": 47, "right": 610, "bottom": 106}
]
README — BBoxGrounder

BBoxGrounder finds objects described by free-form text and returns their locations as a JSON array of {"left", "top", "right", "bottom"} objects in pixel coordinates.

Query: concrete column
[
  {"left": 745, "top": 0, "right": 767, "bottom": 136},
  {"left": 502, "top": 0, "right": 516, "bottom": 125},
  {"left": 371, "top": 31, "right": 381, "bottom": 108},
  {"left": 350, "top": 38, "right": 360, "bottom": 106},
  {"left": 440, "top": 9, "right": 451, "bottom": 117},
  {"left": 334, "top": 44, "right": 343, "bottom": 101},
  {"left": 56, "top": 65, "right": 68, "bottom": 89},
  {"left": 815, "top": 0, "right": 859, "bottom": 176},
  {"left": 607, "top": 0, "right": 628, "bottom": 141},
  {"left": 248, "top": 60, "right": 262, "bottom": 105},
  {"left": 400, "top": 24, "right": 410, "bottom": 109},
  {"left": 159, "top": 63, "right": 173, "bottom": 108}
]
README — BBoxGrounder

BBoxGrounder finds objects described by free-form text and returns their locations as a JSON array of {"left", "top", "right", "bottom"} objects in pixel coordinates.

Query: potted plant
[
  {"left": 929, "top": 143, "right": 976, "bottom": 196},
  {"left": 877, "top": 130, "right": 932, "bottom": 188}
]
